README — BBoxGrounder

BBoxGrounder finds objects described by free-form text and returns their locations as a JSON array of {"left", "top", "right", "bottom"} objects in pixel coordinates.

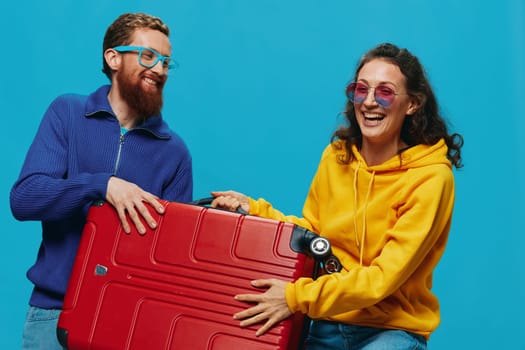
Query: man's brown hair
[{"left": 102, "top": 13, "right": 170, "bottom": 80}]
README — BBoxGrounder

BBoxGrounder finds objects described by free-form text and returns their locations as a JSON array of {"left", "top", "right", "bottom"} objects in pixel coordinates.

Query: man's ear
[{"left": 104, "top": 48, "right": 121, "bottom": 72}]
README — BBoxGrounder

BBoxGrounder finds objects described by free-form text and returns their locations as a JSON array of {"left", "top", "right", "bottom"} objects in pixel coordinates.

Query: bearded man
[{"left": 10, "top": 13, "right": 193, "bottom": 349}]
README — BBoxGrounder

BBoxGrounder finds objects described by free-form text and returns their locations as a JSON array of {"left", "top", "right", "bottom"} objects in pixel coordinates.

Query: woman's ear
[
  {"left": 104, "top": 48, "right": 121, "bottom": 72},
  {"left": 406, "top": 94, "right": 425, "bottom": 116}
]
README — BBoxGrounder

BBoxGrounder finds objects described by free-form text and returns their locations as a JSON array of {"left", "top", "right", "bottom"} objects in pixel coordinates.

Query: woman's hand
[
  {"left": 233, "top": 279, "right": 292, "bottom": 336},
  {"left": 211, "top": 190, "right": 250, "bottom": 213}
]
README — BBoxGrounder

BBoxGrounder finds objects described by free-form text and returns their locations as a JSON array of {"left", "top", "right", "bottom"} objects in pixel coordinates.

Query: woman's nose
[{"left": 363, "top": 87, "right": 378, "bottom": 106}]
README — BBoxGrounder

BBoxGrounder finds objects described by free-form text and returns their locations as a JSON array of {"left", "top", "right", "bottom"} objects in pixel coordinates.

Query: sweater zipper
[{"left": 114, "top": 133, "right": 125, "bottom": 175}]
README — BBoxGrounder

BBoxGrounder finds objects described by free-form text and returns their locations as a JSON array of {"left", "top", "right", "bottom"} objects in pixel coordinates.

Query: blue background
[{"left": 1, "top": 1, "right": 523, "bottom": 348}]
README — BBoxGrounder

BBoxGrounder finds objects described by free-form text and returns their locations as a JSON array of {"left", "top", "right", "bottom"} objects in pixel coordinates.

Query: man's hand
[{"left": 106, "top": 176, "right": 165, "bottom": 234}]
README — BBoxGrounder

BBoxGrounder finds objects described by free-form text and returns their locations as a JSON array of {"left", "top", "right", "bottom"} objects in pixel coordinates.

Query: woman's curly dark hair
[{"left": 332, "top": 43, "right": 463, "bottom": 168}]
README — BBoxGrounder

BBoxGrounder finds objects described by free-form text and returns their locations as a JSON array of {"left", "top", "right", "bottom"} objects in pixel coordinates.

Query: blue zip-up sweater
[{"left": 10, "top": 85, "right": 193, "bottom": 308}]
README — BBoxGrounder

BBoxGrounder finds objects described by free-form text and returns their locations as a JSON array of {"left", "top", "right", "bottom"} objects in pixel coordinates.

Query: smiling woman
[
  {"left": 346, "top": 58, "right": 418, "bottom": 165},
  {"left": 210, "top": 43, "right": 464, "bottom": 350},
  {"left": 336, "top": 43, "right": 463, "bottom": 169}
]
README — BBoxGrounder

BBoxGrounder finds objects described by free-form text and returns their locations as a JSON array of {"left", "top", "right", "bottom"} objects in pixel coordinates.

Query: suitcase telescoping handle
[{"left": 190, "top": 197, "right": 249, "bottom": 215}]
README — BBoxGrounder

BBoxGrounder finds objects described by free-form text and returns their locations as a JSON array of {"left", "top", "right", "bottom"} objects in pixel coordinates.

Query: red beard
[{"left": 117, "top": 70, "right": 165, "bottom": 118}]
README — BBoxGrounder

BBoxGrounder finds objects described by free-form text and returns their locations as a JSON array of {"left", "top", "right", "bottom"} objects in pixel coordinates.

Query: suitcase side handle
[
  {"left": 290, "top": 226, "right": 342, "bottom": 275},
  {"left": 190, "top": 197, "right": 249, "bottom": 215}
]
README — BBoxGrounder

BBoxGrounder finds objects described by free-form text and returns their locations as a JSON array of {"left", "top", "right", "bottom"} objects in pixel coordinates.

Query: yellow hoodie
[{"left": 248, "top": 138, "right": 455, "bottom": 339}]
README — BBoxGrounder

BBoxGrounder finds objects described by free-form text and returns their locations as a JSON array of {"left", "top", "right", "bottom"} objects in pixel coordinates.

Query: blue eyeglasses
[{"left": 113, "top": 46, "right": 178, "bottom": 72}]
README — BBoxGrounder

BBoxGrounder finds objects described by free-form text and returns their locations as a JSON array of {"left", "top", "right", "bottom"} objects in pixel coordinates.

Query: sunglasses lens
[
  {"left": 346, "top": 83, "right": 397, "bottom": 107},
  {"left": 346, "top": 83, "right": 369, "bottom": 103},
  {"left": 354, "top": 83, "right": 369, "bottom": 103},
  {"left": 346, "top": 83, "right": 356, "bottom": 101},
  {"left": 374, "top": 86, "right": 395, "bottom": 107}
]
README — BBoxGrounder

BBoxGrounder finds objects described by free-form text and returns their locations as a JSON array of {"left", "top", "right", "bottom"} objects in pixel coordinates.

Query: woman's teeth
[{"left": 364, "top": 113, "right": 384, "bottom": 121}]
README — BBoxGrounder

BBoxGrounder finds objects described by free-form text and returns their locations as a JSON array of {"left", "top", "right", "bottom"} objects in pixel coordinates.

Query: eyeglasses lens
[
  {"left": 139, "top": 48, "right": 160, "bottom": 68},
  {"left": 374, "top": 86, "right": 395, "bottom": 107},
  {"left": 138, "top": 48, "right": 175, "bottom": 71},
  {"left": 346, "top": 83, "right": 395, "bottom": 107}
]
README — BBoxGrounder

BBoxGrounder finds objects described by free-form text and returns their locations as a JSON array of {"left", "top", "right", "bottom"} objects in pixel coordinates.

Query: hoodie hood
[{"left": 350, "top": 138, "right": 452, "bottom": 173}]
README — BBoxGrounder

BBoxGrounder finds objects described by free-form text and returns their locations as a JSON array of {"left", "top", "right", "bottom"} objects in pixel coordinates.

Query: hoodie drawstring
[{"left": 353, "top": 162, "right": 375, "bottom": 266}]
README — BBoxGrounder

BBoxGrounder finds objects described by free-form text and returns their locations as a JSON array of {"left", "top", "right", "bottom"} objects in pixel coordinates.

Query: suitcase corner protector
[{"left": 56, "top": 327, "right": 68, "bottom": 348}]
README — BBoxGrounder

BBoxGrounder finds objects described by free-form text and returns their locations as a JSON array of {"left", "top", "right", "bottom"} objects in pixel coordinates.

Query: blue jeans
[
  {"left": 305, "top": 320, "right": 427, "bottom": 350},
  {"left": 21, "top": 306, "right": 65, "bottom": 350}
]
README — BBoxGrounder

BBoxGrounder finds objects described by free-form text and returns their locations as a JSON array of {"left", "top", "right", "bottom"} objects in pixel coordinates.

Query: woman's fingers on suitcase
[
  {"left": 211, "top": 196, "right": 239, "bottom": 211},
  {"left": 235, "top": 304, "right": 273, "bottom": 330},
  {"left": 233, "top": 279, "right": 291, "bottom": 336},
  {"left": 255, "top": 307, "right": 293, "bottom": 337},
  {"left": 211, "top": 191, "right": 250, "bottom": 212},
  {"left": 233, "top": 297, "right": 291, "bottom": 336},
  {"left": 234, "top": 302, "right": 264, "bottom": 320}
]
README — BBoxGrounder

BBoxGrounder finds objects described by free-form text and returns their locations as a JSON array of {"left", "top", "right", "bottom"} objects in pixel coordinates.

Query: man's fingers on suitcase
[
  {"left": 143, "top": 195, "right": 165, "bottom": 214},
  {"left": 127, "top": 207, "right": 147, "bottom": 235},
  {"left": 135, "top": 201, "right": 159, "bottom": 230},
  {"left": 117, "top": 209, "right": 131, "bottom": 234}
]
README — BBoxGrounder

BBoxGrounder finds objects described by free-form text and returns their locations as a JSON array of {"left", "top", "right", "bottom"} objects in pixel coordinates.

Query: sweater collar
[{"left": 84, "top": 85, "right": 171, "bottom": 139}]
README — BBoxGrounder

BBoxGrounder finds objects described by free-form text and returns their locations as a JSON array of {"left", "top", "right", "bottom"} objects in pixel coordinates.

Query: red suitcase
[{"left": 57, "top": 200, "right": 317, "bottom": 350}]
